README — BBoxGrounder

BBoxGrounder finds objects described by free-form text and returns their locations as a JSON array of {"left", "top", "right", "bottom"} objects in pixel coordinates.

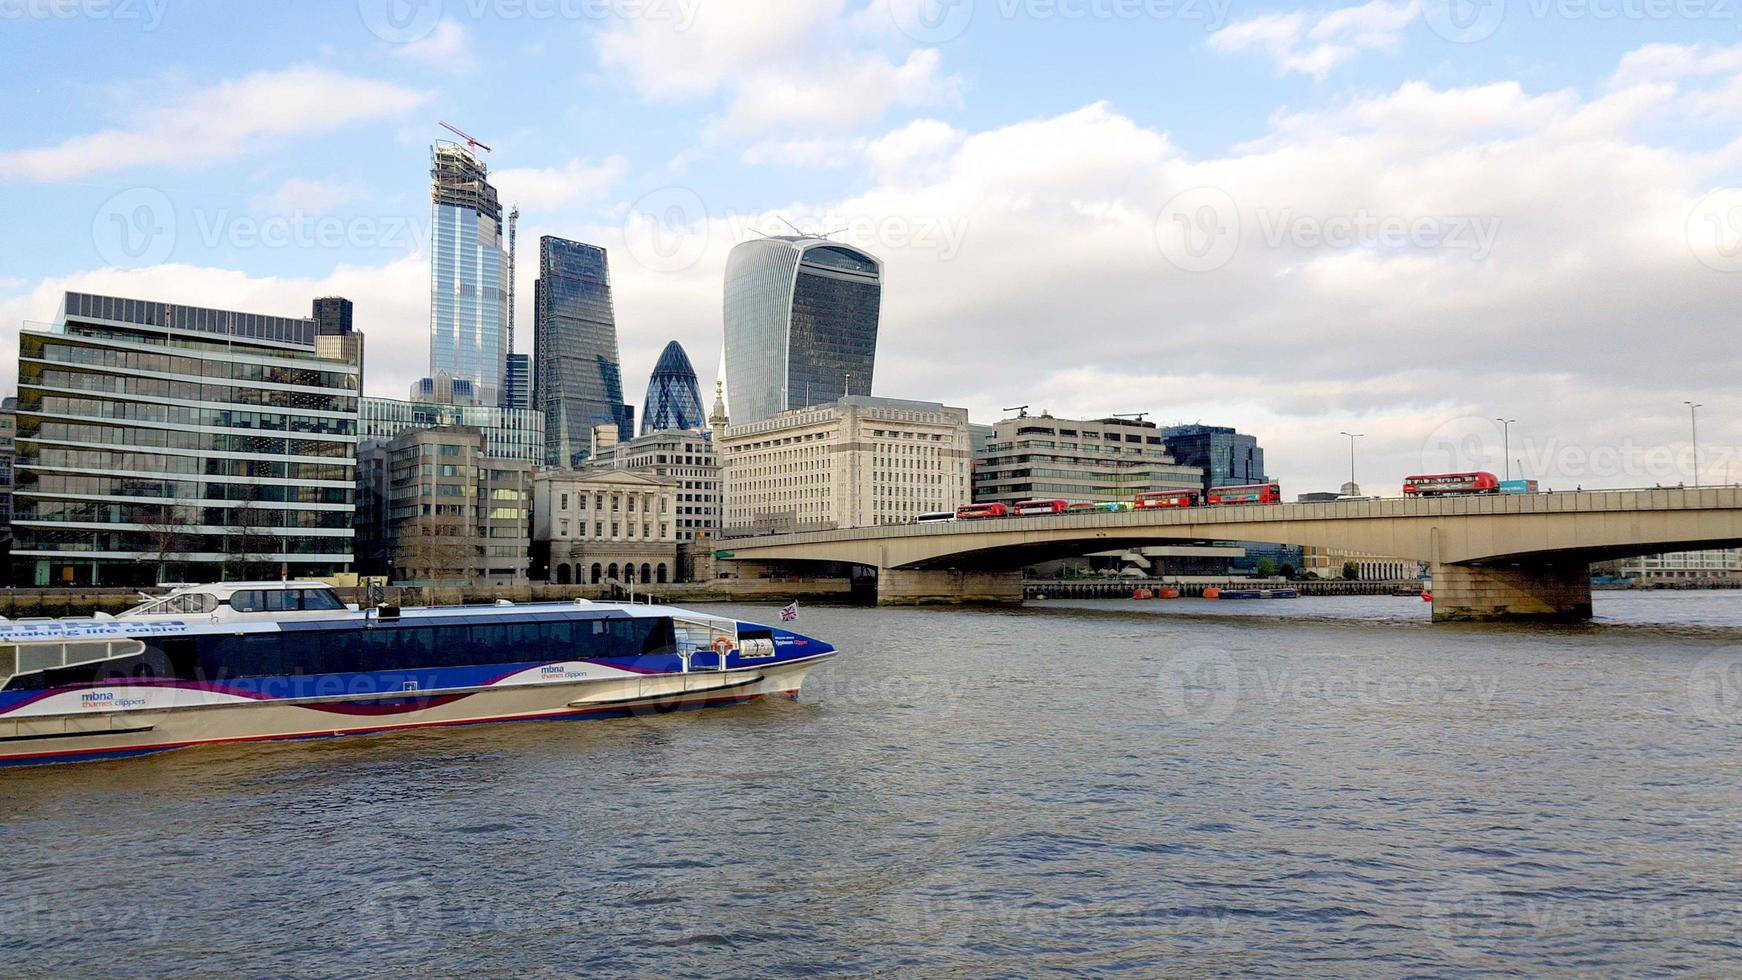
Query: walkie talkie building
[{"left": 722, "top": 236, "right": 882, "bottom": 425}]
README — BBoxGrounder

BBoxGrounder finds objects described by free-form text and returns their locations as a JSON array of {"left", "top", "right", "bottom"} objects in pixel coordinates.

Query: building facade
[
  {"left": 429, "top": 142, "right": 508, "bottom": 403},
  {"left": 640, "top": 340, "right": 704, "bottom": 435},
  {"left": 382, "top": 427, "right": 531, "bottom": 588},
  {"left": 722, "top": 236, "right": 882, "bottom": 424},
  {"left": 1620, "top": 549, "right": 1742, "bottom": 584},
  {"left": 532, "top": 469, "right": 678, "bottom": 586},
  {"left": 719, "top": 396, "right": 970, "bottom": 533},
  {"left": 972, "top": 414, "right": 1203, "bottom": 506},
  {"left": 1160, "top": 424, "right": 1267, "bottom": 493},
  {"left": 361, "top": 396, "right": 544, "bottom": 465},
  {"left": 13, "top": 292, "right": 359, "bottom": 586},
  {"left": 591, "top": 428, "right": 719, "bottom": 543},
  {"left": 502, "top": 352, "right": 531, "bottom": 411},
  {"left": 534, "top": 237, "right": 631, "bottom": 467}
]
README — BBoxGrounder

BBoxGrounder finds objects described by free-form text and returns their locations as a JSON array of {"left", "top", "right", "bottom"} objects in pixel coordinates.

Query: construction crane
[
  {"left": 438, "top": 121, "right": 492, "bottom": 154},
  {"left": 1111, "top": 412, "right": 1150, "bottom": 423},
  {"left": 1003, "top": 405, "right": 1030, "bottom": 418}
]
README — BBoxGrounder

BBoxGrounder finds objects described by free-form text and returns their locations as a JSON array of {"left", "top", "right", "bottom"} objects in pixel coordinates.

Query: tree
[
  {"left": 139, "top": 504, "right": 198, "bottom": 585},
  {"left": 1255, "top": 557, "right": 1277, "bottom": 578},
  {"left": 224, "top": 496, "right": 282, "bottom": 581},
  {"left": 1342, "top": 560, "right": 1361, "bottom": 581},
  {"left": 1279, "top": 563, "right": 1297, "bottom": 580}
]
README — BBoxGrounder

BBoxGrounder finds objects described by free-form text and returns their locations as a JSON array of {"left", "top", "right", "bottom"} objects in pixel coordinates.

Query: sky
[{"left": 1, "top": 0, "right": 1740, "bottom": 495}]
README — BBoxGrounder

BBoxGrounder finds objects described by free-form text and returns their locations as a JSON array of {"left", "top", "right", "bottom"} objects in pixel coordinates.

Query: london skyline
[{"left": 1, "top": 1, "right": 1738, "bottom": 495}]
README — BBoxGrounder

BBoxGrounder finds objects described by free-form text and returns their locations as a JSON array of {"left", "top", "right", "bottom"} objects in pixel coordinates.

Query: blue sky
[{"left": 3, "top": 0, "right": 1741, "bottom": 492}]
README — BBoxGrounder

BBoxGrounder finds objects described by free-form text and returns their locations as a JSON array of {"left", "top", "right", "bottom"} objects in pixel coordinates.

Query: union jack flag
[{"left": 780, "top": 602, "right": 799, "bottom": 622}]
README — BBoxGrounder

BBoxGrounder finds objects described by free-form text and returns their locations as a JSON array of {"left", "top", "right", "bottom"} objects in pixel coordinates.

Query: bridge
[{"left": 717, "top": 487, "right": 1742, "bottom": 621}]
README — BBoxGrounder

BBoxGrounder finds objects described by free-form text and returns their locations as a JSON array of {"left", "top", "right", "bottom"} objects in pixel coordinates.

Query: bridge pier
[
  {"left": 1431, "top": 562, "right": 1593, "bottom": 623},
  {"left": 878, "top": 569, "right": 1024, "bottom": 606}
]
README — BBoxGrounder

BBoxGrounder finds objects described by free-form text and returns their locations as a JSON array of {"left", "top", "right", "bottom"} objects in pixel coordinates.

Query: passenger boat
[
  {"left": 0, "top": 582, "right": 836, "bottom": 767},
  {"left": 1216, "top": 588, "right": 1301, "bottom": 600}
]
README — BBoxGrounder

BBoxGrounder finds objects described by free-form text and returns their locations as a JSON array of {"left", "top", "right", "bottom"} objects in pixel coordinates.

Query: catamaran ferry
[{"left": 0, "top": 581, "right": 836, "bottom": 767}]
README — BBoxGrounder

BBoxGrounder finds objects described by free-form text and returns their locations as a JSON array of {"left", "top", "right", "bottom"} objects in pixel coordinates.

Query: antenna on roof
[
  {"left": 777, "top": 216, "right": 806, "bottom": 237},
  {"left": 438, "top": 121, "right": 492, "bottom": 154}
]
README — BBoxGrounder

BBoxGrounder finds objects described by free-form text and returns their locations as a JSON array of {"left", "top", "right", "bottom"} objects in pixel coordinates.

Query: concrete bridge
[{"left": 716, "top": 487, "right": 1742, "bottom": 621}]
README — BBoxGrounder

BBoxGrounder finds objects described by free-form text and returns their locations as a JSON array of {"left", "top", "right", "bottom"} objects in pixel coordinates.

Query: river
[{"left": 4, "top": 591, "right": 1742, "bottom": 976}]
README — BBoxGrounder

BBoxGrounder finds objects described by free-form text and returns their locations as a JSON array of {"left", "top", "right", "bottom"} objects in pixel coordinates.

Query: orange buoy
[
  {"left": 1203, "top": 586, "right": 1221, "bottom": 599},
  {"left": 1160, "top": 588, "right": 1181, "bottom": 599},
  {"left": 1132, "top": 588, "right": 1154, "bottom": 600}
]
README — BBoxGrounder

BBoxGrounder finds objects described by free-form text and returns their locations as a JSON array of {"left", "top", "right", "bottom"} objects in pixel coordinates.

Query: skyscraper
[
  {"left": 534, "top": 237, "right": 631, "bottom": 467},
  {"left": 1160, "top": 424, "right": 1267, "bottom": 493},
  {"left": 428, "top": 141, "right": 508, "bottom": 404},
  {"left": 641, "top": 341, "right": 704, "bottom": 434},
  {"left": 503, "top": 352, "right": 531, "bottom": 411},
  {"left": 722, "top": 236, "right": 882, "bottom": 424}
]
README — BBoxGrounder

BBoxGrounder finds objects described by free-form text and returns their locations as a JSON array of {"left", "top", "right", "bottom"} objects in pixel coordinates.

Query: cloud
[
  {"left": 741, "top": 139, "right": 863, "bottom": 168},
  {"left": 0, "top": 66, "right": 428, "bottom": 181},
  {"left": 394, "top": 19, "right": 474, "bottom": 70},
  {"left": 598, "top": 0, "right": 957, "bottom": 135},
  {"left": 492, "top": 156, "right": 630, "bottom": 212},
  {"left": 1210, "top": 0, "right": 1419, "bottom": 78},
  {"left": 252, "top": 177, "right": 366, "bottom": 214}
]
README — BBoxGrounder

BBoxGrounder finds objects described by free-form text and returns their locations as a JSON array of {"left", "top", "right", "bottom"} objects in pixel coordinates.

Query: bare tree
[
  {"left": 139, "top": 504, "right": 197, "bottom": 585},
  {"left": 224, "top": 497, "right": 282, "bottom": 581}
]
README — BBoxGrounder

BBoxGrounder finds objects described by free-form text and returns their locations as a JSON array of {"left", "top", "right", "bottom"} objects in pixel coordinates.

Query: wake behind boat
[{"left": 0, "top": 582, "right": 836, "bottom": 767}]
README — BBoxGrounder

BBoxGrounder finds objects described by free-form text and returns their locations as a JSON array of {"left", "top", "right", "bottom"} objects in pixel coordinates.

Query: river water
[{"left": 5, "top": 591, "right": 1742, "bottom": 976}]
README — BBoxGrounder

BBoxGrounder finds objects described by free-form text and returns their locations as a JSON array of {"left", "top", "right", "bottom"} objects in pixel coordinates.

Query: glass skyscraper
[
  {"left": 641, "top": 341, "right": 704, "bottom": 434},
  {"left": 429, "top": 142, "right": 508, "bottom": 403},
  {"left": 503, "top": 352, "right": 531, "bottom": 411},
  {"left": 722, "top": 236, "right": 882, "bottom": 424},
  {"left": 1160, "top": 424, "right": 1267, "bottom": 492},
  {"left": 534, "top": 237, "right": 630, "bottom": 467}
]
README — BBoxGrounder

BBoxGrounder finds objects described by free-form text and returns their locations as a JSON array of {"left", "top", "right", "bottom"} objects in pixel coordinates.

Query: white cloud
[
  {"left": 492, "top": 156, "right": 629, "bottom": 212},
  {"left": 719, "top": 49, "right": 959, "bottom": 134},
  {"left": 394, "top": 19, "right": 474, "bottom": 70},
  {"left": 741, "top": 139, "right": 863, "bottom": 168},
  {"left": 1210, "top": 0, "right": 1419, "bottom": 78},
  {"left": 598, "top": 0, "right": 844, "bottom": 99},
  {"left": 0, "top": 67, "right": 428, "bottom": 181},
  {"left": 865, "top": 119, "right": 964, "bottom": 183}
]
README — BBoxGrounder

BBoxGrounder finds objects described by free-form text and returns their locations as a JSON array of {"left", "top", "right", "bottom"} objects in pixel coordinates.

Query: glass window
[
  {"left": 300, "top": 589, "right": 344, "bottom": 611},
  {"left": 230, "top": 590, "right": 264, "bottom": 612}
]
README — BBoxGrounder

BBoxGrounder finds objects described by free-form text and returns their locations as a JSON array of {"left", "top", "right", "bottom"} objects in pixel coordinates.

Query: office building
[
  {"left": 13, "top": 291, "right": 360, "bottom": 586},
  {"left": 640, "top": 340, "right": 704, "bottom": 435},
  {"left": 360, "top": 396, "right": 544, "bottom": 465},
  {"left": 503, "top": 352, "right": 531, "bottom": 411},
  {"left": 379, "top": 426, "right": 531, "bottom": 588},
  {"left": 719, "top": 396, "right": 970, "bottom": 533},
  {"left": 312, "top": 296, "right": 353, "bottom": 336},
  {"left": 533, "top": 469, "right": 678, "bottom": 586},
  {"left": 1160, "top": 424, "right": 1267, "bottom": 493},
  {"left": 0, "top": 397, "right": 15, "bottom": 563},
  {"left": 535, "top": 237, "right": 631, "bottom": 467},
  {"left": 972, "top": 414, "right": 1202, "bottom": 506},
  {"left": 312, "top": 298, "right": 364, "bottom": 389},
  {"left": 722, "top": 236, "right": 882, "bottom": 424},
  {"left": 592, "top": 428, "right": 719, "bottom": 543},
  {"left": 429, "top": 141, "right": 509, "bottom": 403},
  {"left": 1621, "top": 550, "right": 1742, "bottom": 585}
]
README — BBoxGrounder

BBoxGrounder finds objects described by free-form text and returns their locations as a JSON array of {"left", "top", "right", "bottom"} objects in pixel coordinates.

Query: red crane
[{"left": 438, "top": 121, "right": 492, "bottom": 154}]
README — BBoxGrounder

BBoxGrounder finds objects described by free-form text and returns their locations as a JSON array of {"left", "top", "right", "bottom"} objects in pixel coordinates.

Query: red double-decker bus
[
  {"left": 956, "top": 502, "right": 1010, "bottom": 520},
  {"left": 1205, "top": 483, "right": 1283, "bottom": 506},
  {"left": 1402, "top": 472, "right": 1500, "bottom": 496},
  {"left": 1012, "top": 499, "right": 1070, "bottom": 516},
  {"left": 1134, "top": 490, "right": 1200, "bottom": 509}
]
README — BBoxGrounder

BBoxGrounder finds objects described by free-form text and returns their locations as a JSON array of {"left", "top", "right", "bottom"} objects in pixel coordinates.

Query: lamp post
[
  {"left": 1339, "top": 432, "right": 1363, "bottom": 492},
  {"left": 1686, "top": 401, "right": 1703, "bottom": 487},
  {"left": 1495, "top": 418, "right": 1516, "bottom": 481}
]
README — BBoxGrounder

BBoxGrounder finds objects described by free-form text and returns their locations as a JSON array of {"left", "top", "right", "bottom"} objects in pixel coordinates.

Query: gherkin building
[{"left": 641, "top": 341, "right": 705, "bottom": 434}]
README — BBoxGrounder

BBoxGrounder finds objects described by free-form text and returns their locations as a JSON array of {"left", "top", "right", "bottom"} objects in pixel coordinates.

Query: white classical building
[
  {"left": 718, "top": 395, "right": 971, "bottom": 533},
  {"left": 532, "top": 469, "right": 679, "bottom": 586}
]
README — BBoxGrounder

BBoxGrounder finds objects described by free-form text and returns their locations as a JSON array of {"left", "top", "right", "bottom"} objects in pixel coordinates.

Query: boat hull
[{"left": 0, "top": 656, "right": 830, "bottom": 768}]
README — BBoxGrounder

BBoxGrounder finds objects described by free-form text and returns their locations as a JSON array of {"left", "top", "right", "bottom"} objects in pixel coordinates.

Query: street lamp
[
  {"left": 1686, "top": 401, "right": 1703, "bottom": 487},
  {"left": 1339, "top": 432, "right": 1363, "bottom": 492},
  {"left": 1495, "top": 419, "right": 1517, "bottom": 481}
]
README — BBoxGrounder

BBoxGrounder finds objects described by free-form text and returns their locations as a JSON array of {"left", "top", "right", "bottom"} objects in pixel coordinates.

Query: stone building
[
  {"left": 382, "top": 427, "right": 531, "bottom": 588},
  {"left": 533, "top": 469, "right": 679, "bottom": 586}
]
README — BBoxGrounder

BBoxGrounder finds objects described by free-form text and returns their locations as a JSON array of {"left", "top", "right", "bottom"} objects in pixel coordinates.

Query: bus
[
  {"left": 1135, "top": 490, "right": 1200, "bottom": 509},
  {"left": 1206, "top": 483, "right": 1283, "bottom": 506},
  {"left": 914, "top": 511, "right": 957, "bottom": 524},
  {"left": 1012, "top": 499, "right": 1070, "bottom": 516},
  {"left": 1403, "top": 472, "right": 1500, "bottom": 496},
  {"left": 955, "top": 502, "right": 1010, "bottom": 520}
]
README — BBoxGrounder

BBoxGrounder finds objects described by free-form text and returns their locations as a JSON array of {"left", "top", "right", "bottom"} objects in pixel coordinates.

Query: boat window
[
  {"left": 231, "top": 590, "right": 264, "bottom": 612},
  {"left": 300, "top": 589, "right": 344, "bottom": 611},
  {"left": 263, "top": 590, "right": 301, "bottom": 612}
]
